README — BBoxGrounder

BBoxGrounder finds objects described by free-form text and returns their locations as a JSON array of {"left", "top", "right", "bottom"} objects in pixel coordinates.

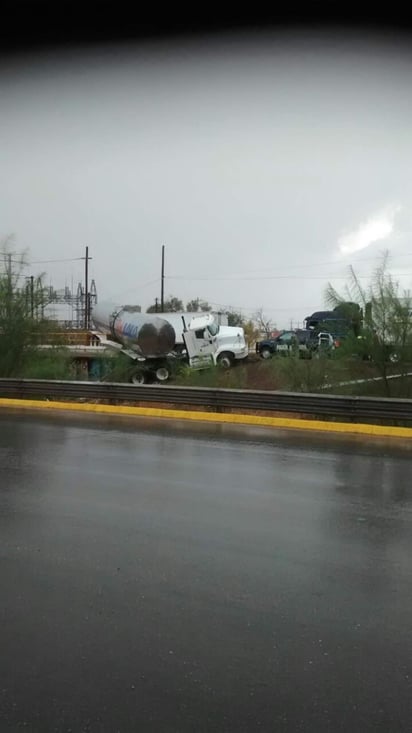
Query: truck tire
[
  {"left": 260, "top": 347, "right": 272, "bottom": 360},
  {"left": 131, "top": 371, "right": 146, "bottom": 385},
  {"left": 217, "top": 352, "right": 233, "bottom": 368},
  {"left": 155, "top": 366, "right": 170, "bottom": 382}
]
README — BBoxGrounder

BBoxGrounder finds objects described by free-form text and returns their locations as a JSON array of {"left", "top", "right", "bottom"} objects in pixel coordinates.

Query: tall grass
[{"left": 14, "top": 349, "right": 74, "bottom": 380}]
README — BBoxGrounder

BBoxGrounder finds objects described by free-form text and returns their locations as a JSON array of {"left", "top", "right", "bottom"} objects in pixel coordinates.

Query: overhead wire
[
  {"left": 26, "top": 257, "right": 84, "bottom": 265},
  {"left": 117, "top": 278, "right": 160, "bottom": 298},
  {"left": 215, "top": 251, "right": 412, "bottom": 277},
  {"left": 165, "top": 272, "right": 412, "bottom": 282}
]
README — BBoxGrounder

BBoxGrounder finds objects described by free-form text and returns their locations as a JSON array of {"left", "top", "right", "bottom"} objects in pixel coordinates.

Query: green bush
[
  {"left": 270, "top": 353, "right": 331, "bottom": 392},
  {"left": 98, "top": 353, "right": 139, "bottom": 383},
  {"left": 17, "top": 349, "right": 73, "bottom": 380}
]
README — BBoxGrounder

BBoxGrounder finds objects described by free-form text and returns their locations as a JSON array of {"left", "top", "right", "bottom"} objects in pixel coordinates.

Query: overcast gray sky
[{"left": 1, "top": 29, "right": 412, "bottom": 327}]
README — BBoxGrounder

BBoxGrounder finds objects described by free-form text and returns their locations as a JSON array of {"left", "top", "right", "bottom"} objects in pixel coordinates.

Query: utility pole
[
  {"left": 30, "top": 275, "right": 34, "bottom": 318},
  {"left": 81, "top": 246, "right": 92, "bottom": 329},
  {"left": 85, "top": 246, "right": 89, "bottom": 329},
  {"left": 161, "top": 245, "right": 165, "bottom": 313},
  {"left": 6, "top": 254, "right": 12, "bottom": 320}
]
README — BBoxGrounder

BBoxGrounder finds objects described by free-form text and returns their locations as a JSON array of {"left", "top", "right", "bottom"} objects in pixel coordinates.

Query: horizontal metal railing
[{"left": 0, "top": 379, "right": 411, "bottom": 425}]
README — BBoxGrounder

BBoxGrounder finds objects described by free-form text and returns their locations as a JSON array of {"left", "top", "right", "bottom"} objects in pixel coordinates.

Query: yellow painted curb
[{"left": 1, "top": 397, "right": 412, "bottom": 439}]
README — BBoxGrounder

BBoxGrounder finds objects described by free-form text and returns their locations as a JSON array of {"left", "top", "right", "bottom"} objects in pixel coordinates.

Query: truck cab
[
  {"left": 156, "top": 311, "right": 248, "bottom": 368},
  {"left": 183, "top": 314, "right": 248, "bottom": 369},
  {"left": 182, "top": 313, "right": 219, "bottom": 369}
]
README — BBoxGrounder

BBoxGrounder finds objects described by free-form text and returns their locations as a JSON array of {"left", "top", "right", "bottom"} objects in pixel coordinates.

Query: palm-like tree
[{"left": 324, "top": 251, "right": 412, "bottom": 395}]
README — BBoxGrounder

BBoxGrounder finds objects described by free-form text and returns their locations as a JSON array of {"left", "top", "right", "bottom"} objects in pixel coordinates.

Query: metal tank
[
  {"left": 154, "top": 312, "right": 205, "bottom": 344},
  {"left": 157, "top": 311, "right": 227, "bottom": 344},
  {"left": 91, "top": 302, "right": 176, "bottom": 357}
]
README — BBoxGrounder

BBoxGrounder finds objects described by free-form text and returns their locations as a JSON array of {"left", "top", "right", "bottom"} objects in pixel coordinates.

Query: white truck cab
[{"left": 182, "top": 313, "right": 248, "bottom": 368}]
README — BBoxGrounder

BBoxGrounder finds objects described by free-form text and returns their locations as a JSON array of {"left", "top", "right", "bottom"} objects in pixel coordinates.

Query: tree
[
  {"left": 325, "top": 252, "right": 412, "bottom": 395},
  {"left": 0, "top": 238, "right": 50, "bottom": 376},
  {"left": 186, "top": 298, "right": 212, "bottom": 312},
  {"left": 243, "top": 319, "right": 260, "bottom": 346},
  {"left": 253, "top": 308, "right": 274, "bottom": 337},
  {"left": 225, "top": 309, "right": 244, "bottom": 327},
  {"left": 331, "top": 301, "right": 363, "bottom": 337},
  {"left": 146, "top": 295, "right": 184, "bottom": 313}
]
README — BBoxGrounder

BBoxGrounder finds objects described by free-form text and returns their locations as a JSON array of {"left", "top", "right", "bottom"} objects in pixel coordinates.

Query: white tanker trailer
[{"left": 91, "top": 302, "right": 248, "bottom": 383}]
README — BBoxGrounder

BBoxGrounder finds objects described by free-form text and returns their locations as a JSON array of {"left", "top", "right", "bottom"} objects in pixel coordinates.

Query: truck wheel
[
  {"left": 217, "top": 352, "right": 233, "bottom": 368},
  {"left": 131, "top": 371, "right": 146, "bottom": 385},
  {"left": 389, "top": 351, "right": 400, "bottom": 363},
  {"left": 260, "top": 348, "right": 272, "bottom": 360},
  {"left": 155, "top": 366, "right": 170, "bottom": 382}
]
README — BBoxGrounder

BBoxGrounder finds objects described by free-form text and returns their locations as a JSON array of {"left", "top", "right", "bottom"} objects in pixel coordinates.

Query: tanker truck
[
  {"left": 146, "top": 310, "right": 248, "bottom": 367},
  {"left": 91, "top": 302, "right": 248, "bottom": 384}
]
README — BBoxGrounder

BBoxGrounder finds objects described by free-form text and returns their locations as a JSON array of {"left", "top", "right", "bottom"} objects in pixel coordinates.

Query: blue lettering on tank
[
  {"left": 123, "top": 322, "right": 139, "bottom": 338},
  {"left": 114, "top": 318, "right": 140, "bottom": 340}
]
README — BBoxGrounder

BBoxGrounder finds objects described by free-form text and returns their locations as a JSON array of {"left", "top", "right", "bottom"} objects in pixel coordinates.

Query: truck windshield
[{"left": 207, "top": 322, "right": 219, "bottom": 337}]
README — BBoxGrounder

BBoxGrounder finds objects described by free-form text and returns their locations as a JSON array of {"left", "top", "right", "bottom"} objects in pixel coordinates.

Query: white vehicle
[
  {"left": 159, "top": 311, "right": 248, "bottom": 368},
  {"left": 91, "top": 302, "right": 248, "bottom": 383}
]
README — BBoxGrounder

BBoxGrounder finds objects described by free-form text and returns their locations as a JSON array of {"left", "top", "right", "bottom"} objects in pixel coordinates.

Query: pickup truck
[{"left": 256, "top": 329, "right": 335, "bottom": 359}]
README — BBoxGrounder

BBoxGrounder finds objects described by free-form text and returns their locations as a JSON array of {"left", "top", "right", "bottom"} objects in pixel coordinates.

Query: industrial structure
[{"left": 42, "top": 279, "right": 98, "bottom": 329}]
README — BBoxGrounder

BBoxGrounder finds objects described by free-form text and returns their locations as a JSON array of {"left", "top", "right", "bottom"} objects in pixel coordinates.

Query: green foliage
[
  {"left": 324, "top": 252, "right": 412, "bottom": 395},
  {"left": 18, "top": 349, "right": 73, "bottom": 380},
  {"left": 332, "top": 301, "right": 363, "bottom": 337},
  {"left": 271, "top": 353, "right": 342, "bottom": 393},
  {"left": 174, "top": 364, "right": 220, "bottom": 388},
  {"left": 147, "top": 296, "right": 213, "bottom": 314},
  {"left": 243, "top": 319, "right": 260, "bottom": 346},
  {"left": 174, "top": 364, "right": 251, "bottom": 390},
  {"left": 146, "top": 295, "right": 184, "bottom": 313},
  {"left": 173, "top": 354, "right": 345, "bottom": 393},
  {"left": 0, "top": 240, "right": 54, "bottom": 377},
  {"left": 225, "top": 310, "right": 244, "bottom": 327},
  {"left": 186, "top": 298, "right": 212, "bottom": 312},
  {"left": 98, "top": 352, "right": 139, "bottom": 383}
]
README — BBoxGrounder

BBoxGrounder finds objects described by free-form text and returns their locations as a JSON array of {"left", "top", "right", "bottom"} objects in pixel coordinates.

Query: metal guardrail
[{"left": 0, "top": 379, "right": 412, "bottom": 425}]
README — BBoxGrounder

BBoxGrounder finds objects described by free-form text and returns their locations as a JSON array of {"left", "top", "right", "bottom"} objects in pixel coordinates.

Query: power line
[
  {"left": 206, "top": 300, "right": 313, "bottom": 314},
  {"left": 0, "top": 259, "right": 27, "bottom": 265},
  {"left": 221, "top": 252, "right": 412, "bottom": 277},
  {"left": 165, "top": 273, "right": 412, "bottom": 282},
  {"left": 117, "top": 278, "right": 160, "bottom": 298},
  {"left": 165, "top": 250, "right": 412, "bottom": 282},
  {"left": 26, "top": 257, "right": 84, "bottom": 265},
  {"left": 0, "top": 254, "right": 84, "bottom": 266}
]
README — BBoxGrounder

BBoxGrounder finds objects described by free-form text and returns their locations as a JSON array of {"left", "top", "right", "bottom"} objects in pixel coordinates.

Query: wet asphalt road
[{"left": 1, "top": 411, "right": 412, "bottom": 732}]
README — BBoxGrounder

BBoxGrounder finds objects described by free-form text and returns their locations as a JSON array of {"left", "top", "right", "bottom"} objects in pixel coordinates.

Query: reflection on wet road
[{"left": 1, "top": 411, "right": 412, "bottom": 732}]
